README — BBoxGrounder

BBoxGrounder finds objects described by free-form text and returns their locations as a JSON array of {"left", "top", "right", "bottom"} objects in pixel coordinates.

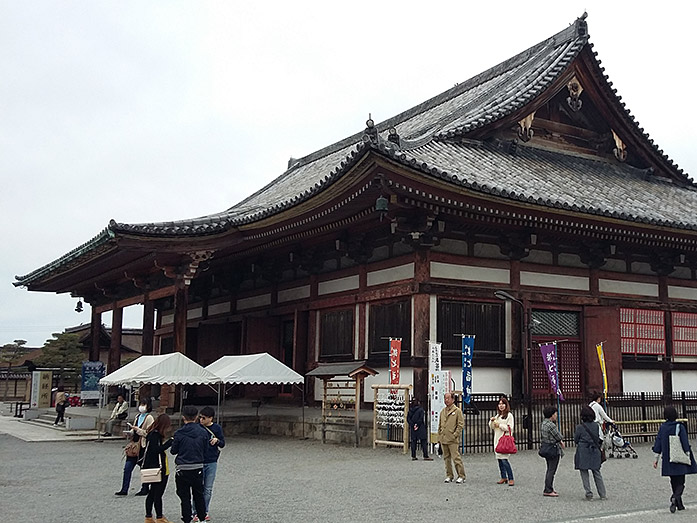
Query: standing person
[
  {"left": 407, "top": 398, "right": 432, "bottom": 461},
  {"left": 438, "top": 392, "right": 465, "bottom": 484},
  {"left": 143, "top": 414, "right": 174, "bottom": 523},
  {"left": 116, "top": 398, "right": 154, "bottom": 496},
  {"left": 489, "top": 396, "right": 515, "bottom": 486},
  {"left": 171, "top": 405, "right": 208, "bottom": 523},
  {"left": 103, "top": 394, "right": 129, "bottom": 437},
  {"left": 589, "top": 392, "right": 613, "bottom": 428},
  {"left": 540, "top": 406, "right": 565, "bottom": 497},
  {"left": 53, "top": 386, "right": 67, "bottom": 426},
  {"left": 193, "top": 406, "right": 226, "bottom": 523},
  {"left": 652, "top": 406, "right": 697, "bottom": 513},
  {"left": 574, "top": 405, "right": 606, "bottom": 501}
]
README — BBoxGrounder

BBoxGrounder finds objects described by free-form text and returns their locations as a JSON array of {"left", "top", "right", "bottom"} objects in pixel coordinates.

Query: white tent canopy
[
  {"left": 206, "top": 353, "right": 303, "bottom": 385},
  {"left": 99, "top": 352, "right": 220, "bottom": 386}
]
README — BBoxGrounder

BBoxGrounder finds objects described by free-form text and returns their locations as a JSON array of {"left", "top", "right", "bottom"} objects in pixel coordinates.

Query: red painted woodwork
[{"left": 584, "top": 305, "right": 621, "bottom": 394}]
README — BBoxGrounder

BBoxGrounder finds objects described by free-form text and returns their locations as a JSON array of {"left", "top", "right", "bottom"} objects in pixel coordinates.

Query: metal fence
[{"left": 455, "top": 392, "right": 697, "bottom": 453}]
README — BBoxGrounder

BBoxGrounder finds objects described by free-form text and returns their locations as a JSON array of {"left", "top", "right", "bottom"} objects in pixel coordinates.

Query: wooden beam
[{"left": 95, "top": 285, "right": 176, "bottom": 314}]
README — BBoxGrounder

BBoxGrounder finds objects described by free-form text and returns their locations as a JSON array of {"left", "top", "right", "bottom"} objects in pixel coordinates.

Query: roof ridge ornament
[
  {"left": 612, "top": 129, "right": 627, "bottom": 162},
  {"left": 517, "top": 112, "right": 535, "bottom": 142},
  {"left": 576, "top": 12, "right": 588, "bottom": 38},
  {"left": 363, "top": 114, "right": 378, "bottom": 143},
  {"left": 566, "top": 76, "right": 583, "bottom": 111}
]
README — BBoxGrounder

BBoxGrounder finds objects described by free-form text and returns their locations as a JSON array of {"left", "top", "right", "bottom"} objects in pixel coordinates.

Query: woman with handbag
[
  {"left": 489, "top": 396, "right": 515, "bottom": 486},
  {"left": 115, "top": 398, "right": 154, "bottom": 496},
  {"left": 574, "top": 405, "right": 606, "bottom": 501},
  {"left": 652, "top": 406, "right": 697, "bottom": 513},
  {"left": 539, "top": 406, "right": 565, "bottom": 497},
  {"left": 143, "top": 413, "right": 173, "bottom": 523}
]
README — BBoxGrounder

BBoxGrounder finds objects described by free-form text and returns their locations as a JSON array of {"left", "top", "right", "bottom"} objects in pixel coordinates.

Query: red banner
[{"left": 389, "top": 338, "right": 402, "bottom": 385}]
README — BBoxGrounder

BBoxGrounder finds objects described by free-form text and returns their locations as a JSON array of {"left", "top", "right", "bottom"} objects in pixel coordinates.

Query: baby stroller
[{"left": 606, "top": 423, "right": 638, "bottom": 459}]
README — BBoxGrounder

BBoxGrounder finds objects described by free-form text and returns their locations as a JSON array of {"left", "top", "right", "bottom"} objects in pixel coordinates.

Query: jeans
[
  {"left": 193, "top": 462, "right": 218, "bottom": 516},
  {"left": 145, "top": 474, "right": 169, "bottom": 518},
  {"left": 544, "top": 456, "right": 560, "bottom": 492},
  {"left": 497, "top": 458, "right": 514, "bottom": 480},
  {"left": 579, "top": 469, "right": 606, "bottom": 498},
  {"left": 175, "top": 468, "right": 206, "bottom": 523},
  {"left": 121, "top": 458, "right": 137, "bottom": 493}
]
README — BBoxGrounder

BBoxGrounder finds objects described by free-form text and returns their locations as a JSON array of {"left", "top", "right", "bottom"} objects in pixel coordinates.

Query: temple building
[{"left": 15, "top": 14, "right": 697, "bottom": 406}]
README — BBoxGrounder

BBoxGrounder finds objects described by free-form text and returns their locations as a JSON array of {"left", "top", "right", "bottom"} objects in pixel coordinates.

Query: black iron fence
[{"left": 455, "top": 392, "right": 697, "bottom": 453}]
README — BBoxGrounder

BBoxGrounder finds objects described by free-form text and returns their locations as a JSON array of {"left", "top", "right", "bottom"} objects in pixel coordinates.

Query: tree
[
  {"left": 35, "top": 333, "right": 83, "bottom": 387},
  {"left": 0, "top": 339, "right": 28, "bottom": 401}
]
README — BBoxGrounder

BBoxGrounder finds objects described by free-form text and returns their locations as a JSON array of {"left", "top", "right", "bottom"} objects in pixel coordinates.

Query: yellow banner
[{"left": 596, "top": 343, "right": 607, "bottom": 395}]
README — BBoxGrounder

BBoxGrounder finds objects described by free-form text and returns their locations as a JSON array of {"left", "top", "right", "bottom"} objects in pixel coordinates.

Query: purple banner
[{"left": 540, "top": 342, "right": 564, "bottom": 401}]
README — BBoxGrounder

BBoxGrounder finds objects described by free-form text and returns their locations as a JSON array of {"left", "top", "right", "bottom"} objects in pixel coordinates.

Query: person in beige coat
[{"left": 438, "top": 392, "right": 466, "bottom": 483}]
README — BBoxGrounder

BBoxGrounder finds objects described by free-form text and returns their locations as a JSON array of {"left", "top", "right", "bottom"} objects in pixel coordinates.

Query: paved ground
[{"left": 1, "top": 414, "right": 695, "bottom": 522}]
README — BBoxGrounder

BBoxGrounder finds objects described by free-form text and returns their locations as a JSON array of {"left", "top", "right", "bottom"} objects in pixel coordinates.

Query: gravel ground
[{"left": 1, "top": 433, "right": 695, "bottom": 522}]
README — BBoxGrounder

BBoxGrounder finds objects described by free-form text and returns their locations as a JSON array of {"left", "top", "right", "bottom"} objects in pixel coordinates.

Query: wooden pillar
[
  {"left": 173, "top": 283, "right": 188, "bottom": 354},
  {"left": 142, "top": 297, "right": 155, "bottom": 356},
  {"left": 108, "top": 306, "right": 123, "bottom": 374},
  {"left": 89, "top": 306, "right": 101, "bottom": 362},
  {"left": 413, "top": 249, "right": 430, "bottom": 404}
]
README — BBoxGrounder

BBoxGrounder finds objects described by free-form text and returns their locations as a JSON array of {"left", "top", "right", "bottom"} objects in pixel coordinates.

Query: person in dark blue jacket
[
  {"left": 407, "top": 398, "right": 431, "bottom": 460},
  {"left": 652, "top": 406, "right": 697, "bottom": 513},
  {"left": 192, "top": 406, "right": 225, "bottom": 522},
  {"left": 171, "top": 405, "right": 209, "bottom": 523}
]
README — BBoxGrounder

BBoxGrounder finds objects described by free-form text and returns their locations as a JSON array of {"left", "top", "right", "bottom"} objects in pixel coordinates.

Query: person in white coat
[{"left": 489, "top": 396, "right": 515, "bottom": 486}]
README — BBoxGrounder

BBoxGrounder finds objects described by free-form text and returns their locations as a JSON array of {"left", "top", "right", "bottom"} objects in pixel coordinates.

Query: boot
[
  {"left": 155, "top": 518, "right": 173, "bottom": 523},
  {"left": 145, "top": 518, "right": 155, "bottom": 523}
]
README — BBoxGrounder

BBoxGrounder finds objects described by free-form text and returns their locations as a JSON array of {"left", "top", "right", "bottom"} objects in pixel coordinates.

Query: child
[
  {"left": 170, "top": 405, "right": 209, "bottom": 523},
  {"left": 193, "top": 406, "right": 225, "bottom": 522}
]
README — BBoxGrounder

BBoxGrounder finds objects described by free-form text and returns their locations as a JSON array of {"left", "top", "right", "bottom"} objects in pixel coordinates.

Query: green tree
[
  {"left": 0, "top": 339, "right": 28, "bottom": 401},
  {"left": 35, "top": 333, "right": 83, "bottom": 387}
]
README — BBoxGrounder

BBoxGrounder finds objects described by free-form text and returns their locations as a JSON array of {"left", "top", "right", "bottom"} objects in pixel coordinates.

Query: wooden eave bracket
[{"left": 517, "top": 112, "right": 535, "bottom": 142}]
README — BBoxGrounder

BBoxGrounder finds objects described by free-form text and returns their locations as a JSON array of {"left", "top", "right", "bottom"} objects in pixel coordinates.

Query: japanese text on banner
[
  {"left": 539, "top": 342, "right": 565, "bottom": 401},
  {"left": 461, "top": 335, "right": 474, "bottom": 405},
  {"left": 389, "top": 338, "right": 402, "bottom": 386}
]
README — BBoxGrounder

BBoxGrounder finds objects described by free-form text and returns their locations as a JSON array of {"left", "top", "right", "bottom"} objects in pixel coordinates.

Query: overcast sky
[{"left": 2, "top": 2, "right": 696, "bottom": 348}]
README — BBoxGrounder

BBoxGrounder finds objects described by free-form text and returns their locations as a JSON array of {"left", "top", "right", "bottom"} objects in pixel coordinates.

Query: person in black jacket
[
  {"left": 143, "top": 414, "right": 173, "bottom": 523},
  {"left": 407, "top": 398, "right": 432, "bottom": 460},
  {"left": 652, "top": 406, "right": 697, "bottom": 512},
  {"left": 171, "top": 405, "right": 209, "bottom": 523},
  {"left": 574, "top": 405, "right": 606, "bottom": 500}
]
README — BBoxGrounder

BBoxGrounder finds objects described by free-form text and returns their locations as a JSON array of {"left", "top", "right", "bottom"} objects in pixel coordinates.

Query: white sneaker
[
  {"left": 455, "top": 477, "right": 465, "bottom": 484},
  {"left": 444, "top": 477, "right": 453, "bottom": 483}
]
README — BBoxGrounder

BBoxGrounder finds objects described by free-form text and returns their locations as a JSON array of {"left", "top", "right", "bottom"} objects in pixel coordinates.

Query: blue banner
[
  {"left": 81, "top": 361, "right": 105, "bottom": 400},
  {"left": 461, "top": 335, "right": 475, "bottom": 404}
]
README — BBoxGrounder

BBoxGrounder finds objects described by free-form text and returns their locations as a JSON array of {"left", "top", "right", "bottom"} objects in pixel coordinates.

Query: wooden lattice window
[
  {"left": 320, "top": 309, "right": 354, "bottom": 358},
  {"left": 368, "top": 300, "right": 411, "bottom": 357},
  {"left": 620, "top": 308, "right": 665, "bottom": 356},
  {"left": 532, "top": 341, "right": 582, "bottom": 394},
  {"left": 437, "top": 300, "right": 504, "bottom": 354},
  {"left": 672, "top": 312, "right": 697, "bottom": 357}
]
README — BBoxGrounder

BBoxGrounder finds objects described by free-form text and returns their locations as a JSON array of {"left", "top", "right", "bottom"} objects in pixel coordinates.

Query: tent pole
[
  {"left": 179, "top": 384, "right": 184, "bottom": 427},
  {"left": 97, "top": 384, "right": 104, "bottom": 442},
  {"left": 302, "top": 381, "right": 305, "bottom": 440}
]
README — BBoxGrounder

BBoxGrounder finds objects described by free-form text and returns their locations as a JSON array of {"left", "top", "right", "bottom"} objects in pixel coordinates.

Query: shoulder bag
[
  {"left": 538, "top": 442, "right": 559, "bottom": 459},
  {"left": 495, "top": 428, "right": 517, "bottom": 454},
  {"left": 140, "top": 440, "right": 162, "bottom": 483},
  {"left": 203, "top": 425, "right": 222, "bottom": 453},
  {"left": 669, "top": 423, "right": 692, "bottom": 465}
]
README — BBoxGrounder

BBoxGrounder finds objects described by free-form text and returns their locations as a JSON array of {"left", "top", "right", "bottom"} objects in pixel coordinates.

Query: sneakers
[
  {"left": 455, "top": 477, "right": 465, "bottom": 484},
  {"left": 193, "top": 516, "right": 200, "bottom": 523},
  {"left": 543, "top": 491, "right": 559, "bottom": 497},
  {"left": 102, "top": 432, "right": 112, "bottom": 437},
  {"left": 204, "top": 516, "right": 211, "bottom": 522},
  {"left": 444, "top": 477, "right": 453, "bottom": 483},
  {"left": 585, "top": 493, "right": 593, "bottom": 501},
  {"left": 412, "top": 457, "right": 418, "bottom": 461}
]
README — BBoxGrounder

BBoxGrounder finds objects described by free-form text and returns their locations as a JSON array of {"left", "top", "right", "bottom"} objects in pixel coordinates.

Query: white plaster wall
[
  {"left": 520, "top": 271, "right": 589, "bottom": 291},
  {"left": 186, "top": 307, "right": 202, "bottom": 320},
  {"left": 161, "top": 313, "right": 173, "bottom": 325},
  {"left": 208, "top": 302, "right": 231, "bottom": 316},
  {"left": 277, "top": 285, "right": 310, "bottom": 303},
  {"left": 363, "top": 368, "right": 414, "bottom": 403},
  {"left": 367, "top": 263, "right": 414, "bottom": 286},
  {"left": 318, "top": 275, "right": 359, "bottom": 295},
  {"left": 442, "top": 366, "right": 513, "bottom": 395},
  {"left": 672, "top": 370, "right": 697, "bottom": 392},
  {"left": 237, "top": 293, "right": 271, "bottom": 310},
  {"left": 622, "top": 369, "right": 663, "bottom": 393},
  {"left": 668, "top": 285, "right": 697, "bottom": 301},
  {"left": 430, "top": 262, "right": 509, "bottom": 284},
  {"left": 599, "top": 279, "right": 659, "bottom": 297}
]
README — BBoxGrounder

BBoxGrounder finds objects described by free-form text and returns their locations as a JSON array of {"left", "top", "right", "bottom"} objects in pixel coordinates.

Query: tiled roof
[{"left": 16, "top": 14, "right": 695, "bottom": 286}]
